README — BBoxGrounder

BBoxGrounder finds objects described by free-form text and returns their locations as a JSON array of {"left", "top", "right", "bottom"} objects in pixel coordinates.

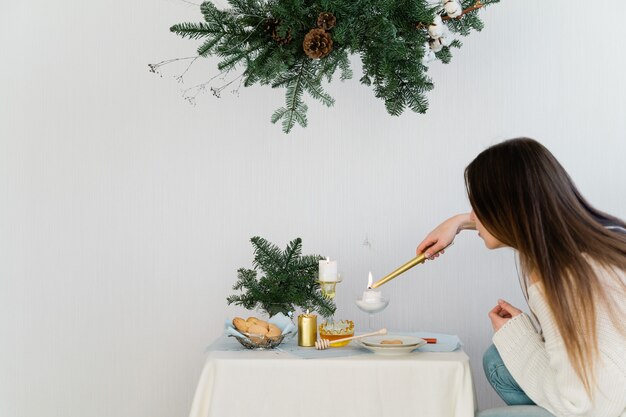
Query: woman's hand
[
  {"left": 416, "top": 213, "right": 474, "bottom": 259},
  {"left": 488, "top": 299, "right": 523, "bottom": 332}
]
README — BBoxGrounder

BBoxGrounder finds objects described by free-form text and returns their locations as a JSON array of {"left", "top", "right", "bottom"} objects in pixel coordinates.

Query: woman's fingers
[
  {"left": 416, "top": 216, "right": 462, "bottom": 257},
  {"left": 488, "top": 306, "right": 503, "bottom": 329},
  {"left": 422, "top": 242, "right": 446, "bottom": 259},
  {"left": 489, "top": 304, "right": 501, "bottom": 314},
  {"left": 416, "top": 237, "right": 437, "bottom": 256},
  {"left": 488, "top": 304, "right": 512, "bottom": 332},
  {"left": 488, "top": 305, "right": 502, "bottom": 319},
  {"left": 497, "top": 299, "right": 522, "bottom": 317}
]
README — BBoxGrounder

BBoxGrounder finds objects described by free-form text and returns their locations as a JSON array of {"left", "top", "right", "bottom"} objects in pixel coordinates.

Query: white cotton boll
[
  {"left": 440, "top": 26, "right": 454, "bottom": 46},
  {"left": 428, "top": 14, "right": 444, "bottom": 38},
  {"left": 444, "top": 0, "right": 463, "bottom": 18},
  {"left": 430, "top": 37, "right": 444, "bottom": 52},
  {"left": 424, "top": 0, "right": 444, "bottom": 6}
]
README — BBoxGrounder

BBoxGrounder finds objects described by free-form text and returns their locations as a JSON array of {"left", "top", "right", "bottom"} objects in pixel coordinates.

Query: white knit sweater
[{"left": 493, "top": 262, "right": 626, "bottom": 417}]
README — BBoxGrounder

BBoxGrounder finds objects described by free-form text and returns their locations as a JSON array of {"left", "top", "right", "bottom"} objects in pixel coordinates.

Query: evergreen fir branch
[
  {"left": 384, "top": 92, "right": 406, "bottom": 117},
  {"left": 301, "top": 73, "right": 335, "bottom": 107},
  {"left": 227, "top": 268, "right": 261, "bottom": 310},
  {"left": 170, "top": 22, "right": 222, "bottom": 40},
  {"left": 197, "top": 34, "right": 224, "bottom": 56},
  {"left": 216, "top": 39, "right": 266, "bottom": 73},
  {"left": 282, "top": 238, "right": 303, "bottom": 269},
  {"left": 275, "top": 22, "right": 290, "bottom": 39},
  {"left": 217, "top": 50, "right": 249, "bottom": 72},
  {"left": 337, "top": 52, "right": 353, "bottom": 81},
  {"left": 360, "top": 74, "right": 372, "bottom": 86},
  {"left": 250, "top": 236, "right": 283, "bottom": 274},
  {"left": 445, "top": 4, "right": 487, "bottom": 37},
  {"left": 232, "top": 268, "right": 257, "bottom": 291},
  {"left": 284, "top": 102, "right": 308, "bottom": 133},
  {"left": 435, "top": 46, "right": 453, "bottom": 64},
  {"left": 244, "top": 71, "right": 260, "bottom": 87},
  {"left": 406, "top": 90, "right": 429, "bottom": 114},
  {"left": 227, "top": 0, "right": 266, "bottom": 17},
  {"left": 247, "top": 47, "right": 292, "bottom": 87},
  {"left": 271, "top": 107, "right": 288, "bottom": 124},
  {"left": 308, "top": 290, "right": 336, "bottom": 317},
  {"left": 200, "top": 2, "right": 231, "bottom": 29},
  {"left": 316, "top": 56, "right": 337, "bottom": 84},
  {"left": 295, "top": 254, "right": 324, "bottom": 276},
  {"left": 166, "top": 0, "right": 500, "bottom": 133},
  {"left": 270, "top": 72, "right": 299, "bottom": 89},
  {"left": 315, "top": 51, "right": 352, "bottom": 84},
  {"left": 273, "top": 59, "right": 308, "bottom": 133},
  {"left": 227, "top": 237, "right": 333, "bottom": 317}
]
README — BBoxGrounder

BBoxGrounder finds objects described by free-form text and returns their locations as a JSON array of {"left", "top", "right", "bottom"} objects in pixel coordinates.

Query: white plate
[
  {"left": 357, "top": 339, "right": 426, "bottom": 356},
  {"left": 361, "top": 335, "right": 426, "bottom": 348}
]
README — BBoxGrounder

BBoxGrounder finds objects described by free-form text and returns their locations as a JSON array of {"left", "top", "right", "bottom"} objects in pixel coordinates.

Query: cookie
[
  {"left": 380, "top": 339, "right": 403, "bottom": 345},
  {"left": 255, "top": 320, "right": 269, "bottom": 329},
  {"left": 267, "top": 323, "right": 282, "bottom": 339},
  {"left": 247, "top": 324, "right": 269, "bottom": 344},
  {"left": 246, "top": 317, "right": 269, "bottom": 329},
  {"left": 247, "top": 324, "right": 269, "bottom": 336},
  {"left": 232, "top": 317, "right": 249, "bottom": 333}
]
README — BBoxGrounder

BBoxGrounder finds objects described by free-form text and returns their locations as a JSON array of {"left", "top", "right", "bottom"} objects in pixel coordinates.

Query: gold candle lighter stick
[{"left": 369, "top": 242, "right": 453, "bottom": 289}]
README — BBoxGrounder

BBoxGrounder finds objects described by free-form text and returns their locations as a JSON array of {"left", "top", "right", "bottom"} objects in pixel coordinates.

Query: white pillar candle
[{"left": 319, "top": 257, "right": 338, "bottom": 282}]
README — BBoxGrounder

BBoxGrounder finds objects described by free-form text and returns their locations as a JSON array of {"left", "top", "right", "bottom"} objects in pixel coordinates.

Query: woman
[{"left": 416, "top": 138, "right": 626, "bottom": 417}]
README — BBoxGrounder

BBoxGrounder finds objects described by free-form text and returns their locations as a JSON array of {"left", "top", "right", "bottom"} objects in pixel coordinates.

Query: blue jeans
[{"left": 476, "top": 345, "right": 555, "bottom": 417}]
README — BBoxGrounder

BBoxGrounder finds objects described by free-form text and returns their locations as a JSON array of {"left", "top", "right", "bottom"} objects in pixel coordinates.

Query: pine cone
[
  {"left": 265, "top": 18, "right": 292, "bottom": 45},
  {"left": 303, "top": 28, "right": 333, "bottom": 59},
  {"left": 317, "top": 12, "right": 336, "bottom": 30}
]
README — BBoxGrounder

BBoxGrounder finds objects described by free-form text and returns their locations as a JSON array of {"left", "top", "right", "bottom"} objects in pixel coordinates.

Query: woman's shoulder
[
  {"left": 581, "top": 254, "right": 626, "bottom": 285},
  {"left": 527, "top": 256, "right": 626, "bottom": 300}
]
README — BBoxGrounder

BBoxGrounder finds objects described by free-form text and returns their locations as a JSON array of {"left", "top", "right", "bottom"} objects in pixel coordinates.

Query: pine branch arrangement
[
  {"left": 227, "top": 236, "right": 336, "bottom": 318},
  {"left": 168, "top": 0, "right": 499, "bottom": 133}
]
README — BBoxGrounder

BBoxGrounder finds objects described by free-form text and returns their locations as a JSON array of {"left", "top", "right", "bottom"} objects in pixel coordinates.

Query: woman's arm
[{"left": 416, "top": 213, "right": 475, "bottom": 257}]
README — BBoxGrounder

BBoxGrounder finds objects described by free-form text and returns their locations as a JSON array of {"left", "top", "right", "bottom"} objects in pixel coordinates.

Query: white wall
[{"left": 1, "top": 1, "right": 625, "bottom": 416}]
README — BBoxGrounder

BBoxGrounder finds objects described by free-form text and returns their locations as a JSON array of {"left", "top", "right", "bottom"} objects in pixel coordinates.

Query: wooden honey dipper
[{"left": 314, "top": 328, "right": 387, "bottom": 350}]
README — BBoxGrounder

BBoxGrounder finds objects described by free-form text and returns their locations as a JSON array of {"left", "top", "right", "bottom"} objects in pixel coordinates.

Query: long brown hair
[{"left": 464, "top": 138, "right": 626, "bottom": 394}]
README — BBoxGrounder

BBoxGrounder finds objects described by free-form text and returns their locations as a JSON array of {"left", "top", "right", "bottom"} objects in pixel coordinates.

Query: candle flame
[
  {"left": 367, "top": 271, "right": 373, "bottom": 289},
  {"left": 326, "top": 256, "right": 330, "bottom": 263}
]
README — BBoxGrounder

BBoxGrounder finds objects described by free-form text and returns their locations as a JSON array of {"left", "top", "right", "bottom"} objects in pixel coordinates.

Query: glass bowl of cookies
[{"left": 228, "top": 315, "right": 293, "bottom": 350}]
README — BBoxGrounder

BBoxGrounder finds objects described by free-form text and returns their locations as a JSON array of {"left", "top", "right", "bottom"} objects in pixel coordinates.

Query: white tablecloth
[{"left": 188, "top": 341, "right": 476, "bottom": 417}]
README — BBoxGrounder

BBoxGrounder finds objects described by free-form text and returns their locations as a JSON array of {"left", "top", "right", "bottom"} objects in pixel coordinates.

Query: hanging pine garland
[{"left": 164, "top": 0, "right": 499, "bottom": 133}]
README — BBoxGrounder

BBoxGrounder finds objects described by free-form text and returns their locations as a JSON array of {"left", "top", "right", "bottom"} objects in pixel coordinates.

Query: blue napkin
[{"left": 410, "top": 331, "right": 462, "bottom": 352}]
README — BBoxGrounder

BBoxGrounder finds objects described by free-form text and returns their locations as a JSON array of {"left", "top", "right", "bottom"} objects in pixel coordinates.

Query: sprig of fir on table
[
  {"left": 227, "top": 236, "right": 336, "bottom": 318},
  {"left": 167, "top": 0, "right": 499, "bottom": 133}
]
